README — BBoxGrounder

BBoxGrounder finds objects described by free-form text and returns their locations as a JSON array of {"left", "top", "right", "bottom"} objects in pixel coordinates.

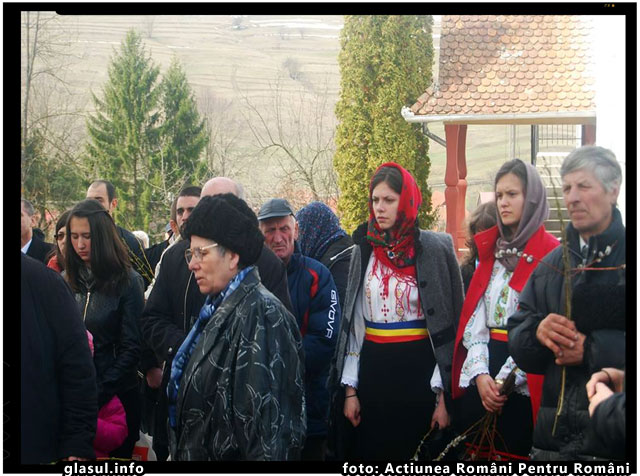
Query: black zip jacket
[{"left": 72, "top": 268, "right": 144, "bottom": 407}]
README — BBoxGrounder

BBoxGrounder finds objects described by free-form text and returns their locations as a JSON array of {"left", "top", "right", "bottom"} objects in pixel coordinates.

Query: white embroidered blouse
[
  {"left": 341, "top": 254, "right": 443, "bottom": 393},
  {"left": 459, "top": 259, "right": 529, "bottom": 395}
]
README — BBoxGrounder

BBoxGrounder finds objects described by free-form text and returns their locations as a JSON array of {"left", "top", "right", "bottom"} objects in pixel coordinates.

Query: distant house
[{"left": 403, "top": 15, "right": 611, "bottom": 253}]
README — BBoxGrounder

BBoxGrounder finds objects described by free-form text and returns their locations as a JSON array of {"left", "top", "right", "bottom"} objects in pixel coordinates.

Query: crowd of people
[{"left": 20, "top": 145, "right": 626, "bottom": 463}]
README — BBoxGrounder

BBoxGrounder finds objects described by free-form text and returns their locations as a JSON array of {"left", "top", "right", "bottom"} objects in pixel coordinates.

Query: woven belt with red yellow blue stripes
[
  {"left": 364, "top": 319, "right": 429, "bottom": 343},
  {"left": 490, "top": 328, "right": 508, "bottom": 342}
]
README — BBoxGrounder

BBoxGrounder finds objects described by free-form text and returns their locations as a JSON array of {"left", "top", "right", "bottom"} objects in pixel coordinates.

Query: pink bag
[{"left": 94, "top": 396, "right": 128, "bottom": 458}]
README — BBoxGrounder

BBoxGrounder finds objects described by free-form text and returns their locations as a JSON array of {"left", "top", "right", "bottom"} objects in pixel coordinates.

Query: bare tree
[
  {"left": 231, "top": 16, "right": 245, "bottom": 30},
  {"left": 21, "top": 12, "right": 88, "bottom": 234},
  {"left": 282, "top": 57, "right": 302, "bottom": 81},
  {"left": 143, "top": 15, "right": 156, "bottom": 38},
  {"left": 21, "top": 12, "right": 78, "bottom": 170},
  {"left": 242, "top": 75, "right": 338, "bottom": 206},
  {"left": 198, "top": 87, "right": 253, "bottom": 179}
]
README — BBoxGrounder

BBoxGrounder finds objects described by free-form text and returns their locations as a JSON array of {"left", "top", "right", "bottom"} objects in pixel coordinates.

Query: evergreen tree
[
  {"left": 86, "top": 29, "right": 160, "bottom": 231},
  {"left": 156, "top": 57, "right": 208, "bottom": 190},
  {"left": 22, "top": 128, "right": 86, "bottom": 237},
  {"left": 334, "top": 15, "right": 435, "bottom": 232}
]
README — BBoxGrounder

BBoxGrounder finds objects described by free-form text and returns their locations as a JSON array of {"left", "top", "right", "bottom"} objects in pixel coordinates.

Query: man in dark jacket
[
  {"left": 21, "top": 198, "right": 54, "bottom": 263},
  {"left": 139, "top": 186, "right": 201, "bottom": 438},
  {"left": 21, "top": 254, "right": 98, "bottom": 463},
  {"left": 508, "top": 146, "right": 625, "bottom": 460},
  {"left": 259, "top": 198, "right": 341, "bottom": 460},
  {"left": 145, "top": 186, "right": 201, "bottom": 275},
  {"left": 140, "top": 177, "right": 293, "bottom": 461},
  {"left": 86, "top": 180, "right": 154, "bottom": 288}
]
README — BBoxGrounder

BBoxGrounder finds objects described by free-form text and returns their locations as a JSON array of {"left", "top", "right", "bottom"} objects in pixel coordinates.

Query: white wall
[{"left": 591, "top": 15, "right": 626, "bottom": 223}]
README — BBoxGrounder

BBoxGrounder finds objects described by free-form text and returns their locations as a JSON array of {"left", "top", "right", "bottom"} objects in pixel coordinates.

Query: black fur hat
[{"left": 183, "top": 193, "right": 264, "bottom": 267}]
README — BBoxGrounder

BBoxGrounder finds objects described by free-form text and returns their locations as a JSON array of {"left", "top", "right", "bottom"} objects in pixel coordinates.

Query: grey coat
[{"left": 329, "top": 224, "right": 463, "bottom": 400}]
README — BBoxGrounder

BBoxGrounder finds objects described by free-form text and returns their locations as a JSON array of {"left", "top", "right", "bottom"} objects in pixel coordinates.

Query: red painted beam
[
  {"left": 444, "top": 124, "right": 468, "bottom": 257},
  {"left": 582, "top": 124, "right": 596, "bottom": 146}
]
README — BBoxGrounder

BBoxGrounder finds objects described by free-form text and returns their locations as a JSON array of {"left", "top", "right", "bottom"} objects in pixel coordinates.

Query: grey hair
[
  {"left": 21, "top": 199, "right": 35, "bottom": 216},
  {"left": 214, "top": 243, "right": 246, "bottom": 270},
  {"left": 560, "top": 146, "right": 622, "bottom": 193}
]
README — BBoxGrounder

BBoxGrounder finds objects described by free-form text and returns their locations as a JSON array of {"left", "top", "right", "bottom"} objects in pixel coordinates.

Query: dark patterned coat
[{"left": 170, "top": 268, "right": 306, "bottom": 461}]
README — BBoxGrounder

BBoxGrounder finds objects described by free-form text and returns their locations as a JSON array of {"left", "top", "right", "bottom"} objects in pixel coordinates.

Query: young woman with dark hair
[
  {"left": 459, "top": 201, "right": 498, "bottom": 293},
  {"left": 64, "top": 199, "right": 144, "bottom": 459},
  {"left": 47, "top": 209, "right": 72, "bottom": 273},
  {"left": 451, "top": 159, "right": 559, "bottom": 459},
  {"left": 329, "top": 162, "right": 463, "bottom": 460}
]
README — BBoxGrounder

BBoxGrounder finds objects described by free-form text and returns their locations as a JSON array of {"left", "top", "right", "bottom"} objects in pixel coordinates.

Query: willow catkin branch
[
  {"left": 411, "top": 424, "right": 436, "bottom": 460},
  {"left": 542, "top": 159, "right": 572, "bottom": 437},
  {"left": 500, "top": 367, "right": 518, "bottom": 396}
]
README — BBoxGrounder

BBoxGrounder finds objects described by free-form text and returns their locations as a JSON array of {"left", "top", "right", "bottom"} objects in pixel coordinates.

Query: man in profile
[{"left": 21, "top": 198, "right": 54, "bottom": 263}]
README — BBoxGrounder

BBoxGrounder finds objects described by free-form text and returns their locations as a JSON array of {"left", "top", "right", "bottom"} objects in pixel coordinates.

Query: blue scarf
[{"left": 167, "top": 265, "right": 254, "bottom": 428}]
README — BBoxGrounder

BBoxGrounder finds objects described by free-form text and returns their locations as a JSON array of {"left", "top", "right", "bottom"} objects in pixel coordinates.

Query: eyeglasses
[
  {"left": 55, "top": 232, "right": 66, "bottom": 241},
  {"left": 185, "top": 243, "right": 219, "bottom": 264}
]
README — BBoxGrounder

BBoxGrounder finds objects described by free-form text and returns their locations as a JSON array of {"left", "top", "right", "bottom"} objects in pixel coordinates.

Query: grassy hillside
[
  {"left": 23, "top": 13, "right": 535, "bottom": 213},
  {"left": 44, "top": 14, "right": 342, "bottom": 97}
]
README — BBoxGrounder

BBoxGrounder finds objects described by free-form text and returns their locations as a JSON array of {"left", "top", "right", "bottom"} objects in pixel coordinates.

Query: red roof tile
[{"left": 411, "top": 15, "right": 596, "bottom": 118}]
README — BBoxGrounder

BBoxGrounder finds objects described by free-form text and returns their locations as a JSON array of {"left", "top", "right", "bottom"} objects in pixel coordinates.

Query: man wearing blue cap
[{"left": 258, "top": 198, "right": 341, "bottom": 461}]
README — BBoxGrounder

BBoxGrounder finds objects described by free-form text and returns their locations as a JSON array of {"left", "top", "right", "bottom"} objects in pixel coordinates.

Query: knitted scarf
[{"left": 167, "top": 265, "right": 254, "bottom": 429}]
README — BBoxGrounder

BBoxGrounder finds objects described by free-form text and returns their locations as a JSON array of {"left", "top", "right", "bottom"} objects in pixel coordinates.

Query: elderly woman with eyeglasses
[{"left": 167, "top": 193, "right": 306, "bottom": 461}]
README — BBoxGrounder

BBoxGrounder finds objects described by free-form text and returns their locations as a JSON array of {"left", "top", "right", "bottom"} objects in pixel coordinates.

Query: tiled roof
[{"left": 411, "top": 15, "right": 596, "bottom": 118}]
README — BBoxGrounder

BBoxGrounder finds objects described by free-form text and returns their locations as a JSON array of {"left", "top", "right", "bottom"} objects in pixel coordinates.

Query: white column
[{"left": 591, "top": 15, "right": 626, "bottom": 224}]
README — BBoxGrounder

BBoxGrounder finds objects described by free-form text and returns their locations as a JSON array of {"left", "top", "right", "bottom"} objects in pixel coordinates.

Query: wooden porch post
[
  {"left": 582, "top": 124, "right": 596, "bottom": 145},
  {"left": 444, "top": 124, "right": 468, "bottom": 257}
]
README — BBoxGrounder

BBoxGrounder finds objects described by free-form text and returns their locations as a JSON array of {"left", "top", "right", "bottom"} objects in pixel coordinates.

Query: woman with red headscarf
[{"left": 328, "top": 163, "right": 464, "bottom": 460}]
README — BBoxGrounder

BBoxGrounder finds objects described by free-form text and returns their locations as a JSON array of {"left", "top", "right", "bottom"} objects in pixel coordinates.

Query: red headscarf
[{"left": 366, "top": 162, "right": 422, "bottom": 279}]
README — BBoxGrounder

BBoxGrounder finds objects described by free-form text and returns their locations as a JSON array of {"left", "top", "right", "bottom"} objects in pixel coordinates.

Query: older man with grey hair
[
  {"left": 21, "top": 198, "right": 54, "bottom": 263},
  {"left": 508, "top": 146, "right": 626, "bottom": 460}
]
